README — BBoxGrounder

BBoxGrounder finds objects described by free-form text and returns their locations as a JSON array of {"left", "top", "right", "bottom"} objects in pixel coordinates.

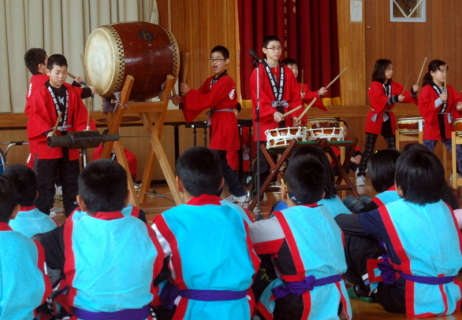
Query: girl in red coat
[
  {"left": 356, "top": 59, "right": 419, "bottom": 186},
  {"left": 418, "top": 59, "right": 462, "bottom": 174}
]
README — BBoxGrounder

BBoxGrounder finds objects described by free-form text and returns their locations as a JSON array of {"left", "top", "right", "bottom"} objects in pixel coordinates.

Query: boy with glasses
[{"left": 172, "top": 46, "right": 248, "bottom": 205}]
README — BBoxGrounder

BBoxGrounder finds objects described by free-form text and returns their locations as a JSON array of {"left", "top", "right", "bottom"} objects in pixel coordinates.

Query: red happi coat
[
  {"left": 365, "top": 81, "right": 418, "bottom": 135},
  {"left": 182, "top": 74, "right": 240, "bottom": 151},
  {"left": 27, "top": 83, "right": 95, "bottom": 160},
  {"left": 418, "top": 84, "right": 462, "bottom": 140},
  {"left": 250, "top": 63, "right": 302, "bottom": 141}
]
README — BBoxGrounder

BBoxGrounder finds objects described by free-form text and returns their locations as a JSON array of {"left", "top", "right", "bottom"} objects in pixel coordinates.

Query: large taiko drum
[
  {"left": 454, "top": 118, "right": 462, "bottom": 136},
  {"left": 306, "top": 118, "right": 344, "bottom": 141},
  {"left": 397, "top": 117, "right": 424, "bottom": 134},
  {"left": 84, "top": 22, "right": 180, "bottom": 101},
  {"left": 265, "top": 127, "right": 307, "bottom": 149}
]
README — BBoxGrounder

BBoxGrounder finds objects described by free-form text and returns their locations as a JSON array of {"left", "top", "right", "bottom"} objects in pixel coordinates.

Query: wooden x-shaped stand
[
  {"left": 101, "top": 75, "right": 181, "bottom": 206},
  {"left": 247, "top": 138, "right": 359, "bottom": 211}
]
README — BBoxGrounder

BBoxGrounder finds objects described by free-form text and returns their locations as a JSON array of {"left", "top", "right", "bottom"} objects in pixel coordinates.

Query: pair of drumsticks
[{"left": 282, "top": 67, "right": 348, "bottom": 122}]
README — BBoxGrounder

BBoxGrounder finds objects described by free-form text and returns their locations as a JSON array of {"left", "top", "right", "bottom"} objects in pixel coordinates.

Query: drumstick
[
  {"left": 86, "top": 97, "right": 92, "bottom": 131},
  {"left": 281, "top": 105, "right": 303, "bottom": 119},
  {"left": 182, "top": 52, "right": 190, "bottom": 84},
  {"left": 52, "top": 112, "right": 63, "bottom": 136},
  {"left": 325, "top": 67, "right": 348, "bottom": 90},
  {"left": 415, "top": 57, "right": 427, "bottom": 86},
  {"left": 67, "top": 71, "right": 87, "bottom": 86},
  {"left": 401, "top": 74, "right": 411, "bottom": 95},
  {"left": 297, "top": 98, "right": 317, "bottom": 122}
]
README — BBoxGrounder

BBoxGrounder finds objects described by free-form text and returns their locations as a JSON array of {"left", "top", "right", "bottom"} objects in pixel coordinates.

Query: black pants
[
  {"left": 343, "top": 233, "right": 406, "bottom": 314},
  {"left": 212, "top": 149, "right": 246, "bottom": 197},
  {"left": 35, "top": 151, "right": 80, "bottom": 217},
  {"left": 357, "top": 120, "right": 396, "bottom": 177}
]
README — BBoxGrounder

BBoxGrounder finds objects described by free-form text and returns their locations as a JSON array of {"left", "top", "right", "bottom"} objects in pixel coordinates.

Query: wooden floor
[{"left": 52, "top": 174, "right": 462, "bottom": 319}]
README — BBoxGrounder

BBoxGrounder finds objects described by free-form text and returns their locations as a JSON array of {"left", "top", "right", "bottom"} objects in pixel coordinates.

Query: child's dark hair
[
  {"left": 47, "top": 54, "right": 68, "bottom": 70},
  {"left": 3, "top": 164, "right": 37, "bottom": 207},
  {"left": 211, "top": 45, "right": 229, "bottom": 60},
  {"left": 176, "top": 146, "right": 222, "bottom": 197},
  {"left": 24, "top": 48, "right": 47, "bottom": 74},
  {"left": 422, "top": 59, "right": 447, "bottom": 87},
  {"left": 290, "top": 146, "right": 337, "bottom": 198},
  {"left": 78, "top": 159, "right": 128, "bottom": 213},
  {"left": 372, "top": 59, "right": 392, "bottom": 83},
  {"left": 263, "top": 35, "right": 281, "bottom": 48},
  {"left": 0, "top": 176, "right": 19, "bottom": 223},
  {"left": 402, "top": 143, "right": 460, "bottom": 209},
  {"left": 284, "top": 154, "right": 326, "bottom": 205},
  {"left": 395, "top": 149, "right": 445, "bottom": 205},
  {"left": 367, "top": 149, "right": 400, "bottom": 193},
  {"left": 281, "top": 58, "right": 297, "bottom": 66}
]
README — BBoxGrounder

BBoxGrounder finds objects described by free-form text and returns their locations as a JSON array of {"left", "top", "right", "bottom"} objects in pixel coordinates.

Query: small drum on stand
[
  {"left": 84, "top": 22, "right": 180, "bottom": 101},
  {"left": 306, "top": 118, "right": 344, "bottom": 141},
  {"left": 265, "top": 127, "right": 307, "bottom": 149},
  {"left": 397, "top": 117, "right": 424, "bottom": 134},
  {"left": 454, "top": 118, "right": 462, "bottom": 136}
]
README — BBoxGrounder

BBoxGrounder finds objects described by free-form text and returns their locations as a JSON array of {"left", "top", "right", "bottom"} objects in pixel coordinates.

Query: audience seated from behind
[
  {"left": 343, "top": 149, "right": 401, "bottom": 213},
  {"left": 0, "top": 175, "right": 51, "bottom": 319},
  {"left": 250, "top": 153, "right": 352, "bottom": 319},
  {"left": 151, "top": 146, "right": 259, "bottom": 319},
  {"left": 272, "top": 146, "right": 351, "bottom": 217},
  {"left": 335, "top": 148, "right": 462, "bottom": 318},
  {"left": 6, "top": 164, "right": 57, "bottom": 237},
  {"left": 38, "top": 159, "right": 164, "bottom": 319}
]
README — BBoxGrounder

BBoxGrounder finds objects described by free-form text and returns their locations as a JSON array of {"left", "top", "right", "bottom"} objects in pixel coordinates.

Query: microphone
[{"left": 249, "top": 49, "right": 262, "bottom": 64}]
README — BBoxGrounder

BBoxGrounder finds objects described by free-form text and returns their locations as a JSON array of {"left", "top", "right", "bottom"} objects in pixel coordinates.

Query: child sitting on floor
[
  {"left": 6, "top": 164, "right": 57, "bottom": 236},
  {"left": 151, "top": 146, "right": 259, "bottom": 319},
  {"left": 250, "top": 154, "right": 351, "bottom": 319},
  {"left": 335, "top": 148, "right": 462, "bottom": 318}
]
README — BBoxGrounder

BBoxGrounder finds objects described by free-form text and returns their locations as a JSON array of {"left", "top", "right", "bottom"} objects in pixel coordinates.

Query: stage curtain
[
  {"left": 238, "top": 0, "right": 340, "bottom": 103},
  {"left": 0, "top": 0, "right": 158, "bottom": 113}
]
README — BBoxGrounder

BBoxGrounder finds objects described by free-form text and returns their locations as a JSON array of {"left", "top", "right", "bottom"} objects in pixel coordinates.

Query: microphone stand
[{"left": 249, "top": 50, "right": 263, "bottom": 221}]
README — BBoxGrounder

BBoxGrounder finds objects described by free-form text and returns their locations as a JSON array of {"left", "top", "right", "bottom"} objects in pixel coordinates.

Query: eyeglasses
[
  {"left": 209, "top": 58, "right": 225, "bottom": 63},
  {"left": 266, "top": 46, "right": 283, "bottom": 51}
]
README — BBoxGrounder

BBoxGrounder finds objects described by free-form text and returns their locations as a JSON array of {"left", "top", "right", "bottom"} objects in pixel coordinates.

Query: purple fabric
[
  {"left": 178, "top": 289, "right": 247, "bottom": 301},
  {"left": 73, "top": 305, "right": 149, "bottom": 320},
  {"left": 272, "top": 275, "right": 342, "bottom": 299},
  {"left": 377, "top": 254, "right": 396, "bottom": 285},
  {"left": 160, "top": 281, "right": 247, "bottom": 310},
  {"left": 399, "top": 272, "right": 456, "bottom": 285}
]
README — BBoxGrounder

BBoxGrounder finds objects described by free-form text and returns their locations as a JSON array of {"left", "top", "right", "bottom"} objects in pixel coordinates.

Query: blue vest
[
  {"left": 258, "top": 205, "right": 352, "bottom": 320},
  {"left": 0, "top": 225, "right": 49, "bottom": 320},
  {"left": 319, "top": 195, "right": 351, "bottom": 217},
  {"left": 371, "top": 189, "right": 400, "bottom": 207},
  {"left": 154, "top": 200, "right": 258, "bottom": 319},
  {"left": 9, "top": 207, "right": 56, "bottom": 238},
  {"left": 64, "top": 210, "right": 159, "bottom": 317},
  {"left": 379, "top": 199, "right": 462, "bottom": 317}
]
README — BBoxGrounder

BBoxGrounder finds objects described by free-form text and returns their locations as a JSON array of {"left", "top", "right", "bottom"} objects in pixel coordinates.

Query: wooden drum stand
[{"left": 100, "top": 75, "right": 181, "bottom": 207}]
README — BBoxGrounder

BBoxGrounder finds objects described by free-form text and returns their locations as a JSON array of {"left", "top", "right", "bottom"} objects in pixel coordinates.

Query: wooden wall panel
[
  {"left": 364, "top": 0, "right": 462, "bottom": 97},
  {"left": 157, "top": 0, "right": 239, "bottom": 92}
]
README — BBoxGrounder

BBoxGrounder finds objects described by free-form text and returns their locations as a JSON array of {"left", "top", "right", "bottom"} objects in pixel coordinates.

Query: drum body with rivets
[{"left": 84, "top": 22, "right": 180, "bottom": 101}]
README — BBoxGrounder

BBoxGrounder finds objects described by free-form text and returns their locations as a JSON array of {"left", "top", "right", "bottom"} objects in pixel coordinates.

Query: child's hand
[
  {"left": 180, "top": 83, "right": 190, "bottom": 95},
  {"left": 300, "top": 92, "right": 306, "bottom": 99},
  {"left": 75, "top": 76, "right": 85, "bottom": 84},
  {"left": 318, "top": 87, "right": 327, "bottom": 96},
  {"left": 351, "top": 155, "right": 361, "bottom": 164},
  {"left": 457, "top": 102, "right": 462, "bottom": 111},
  {"left": 273, "top": 112, "right": 283, "bottom": 123},
  {"left": 89, "top": 86, "right": 95, "bottom": 96},
  {"left": 171, "top": 95, "right": 182, "bottom": 106},
  {"left": 440, "top": 92, "right": 448, "bottom": 102},
  {"left": 412, "top": 84, "right": 420, "bottom": 93},
  {"left": 292, "top": 117, "right": 301, "bottom": 126}
]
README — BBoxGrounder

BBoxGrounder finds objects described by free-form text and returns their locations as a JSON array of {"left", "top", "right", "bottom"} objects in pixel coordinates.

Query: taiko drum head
[{"left": 84, "top": 21, "right": 179, "bottom": 101}]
